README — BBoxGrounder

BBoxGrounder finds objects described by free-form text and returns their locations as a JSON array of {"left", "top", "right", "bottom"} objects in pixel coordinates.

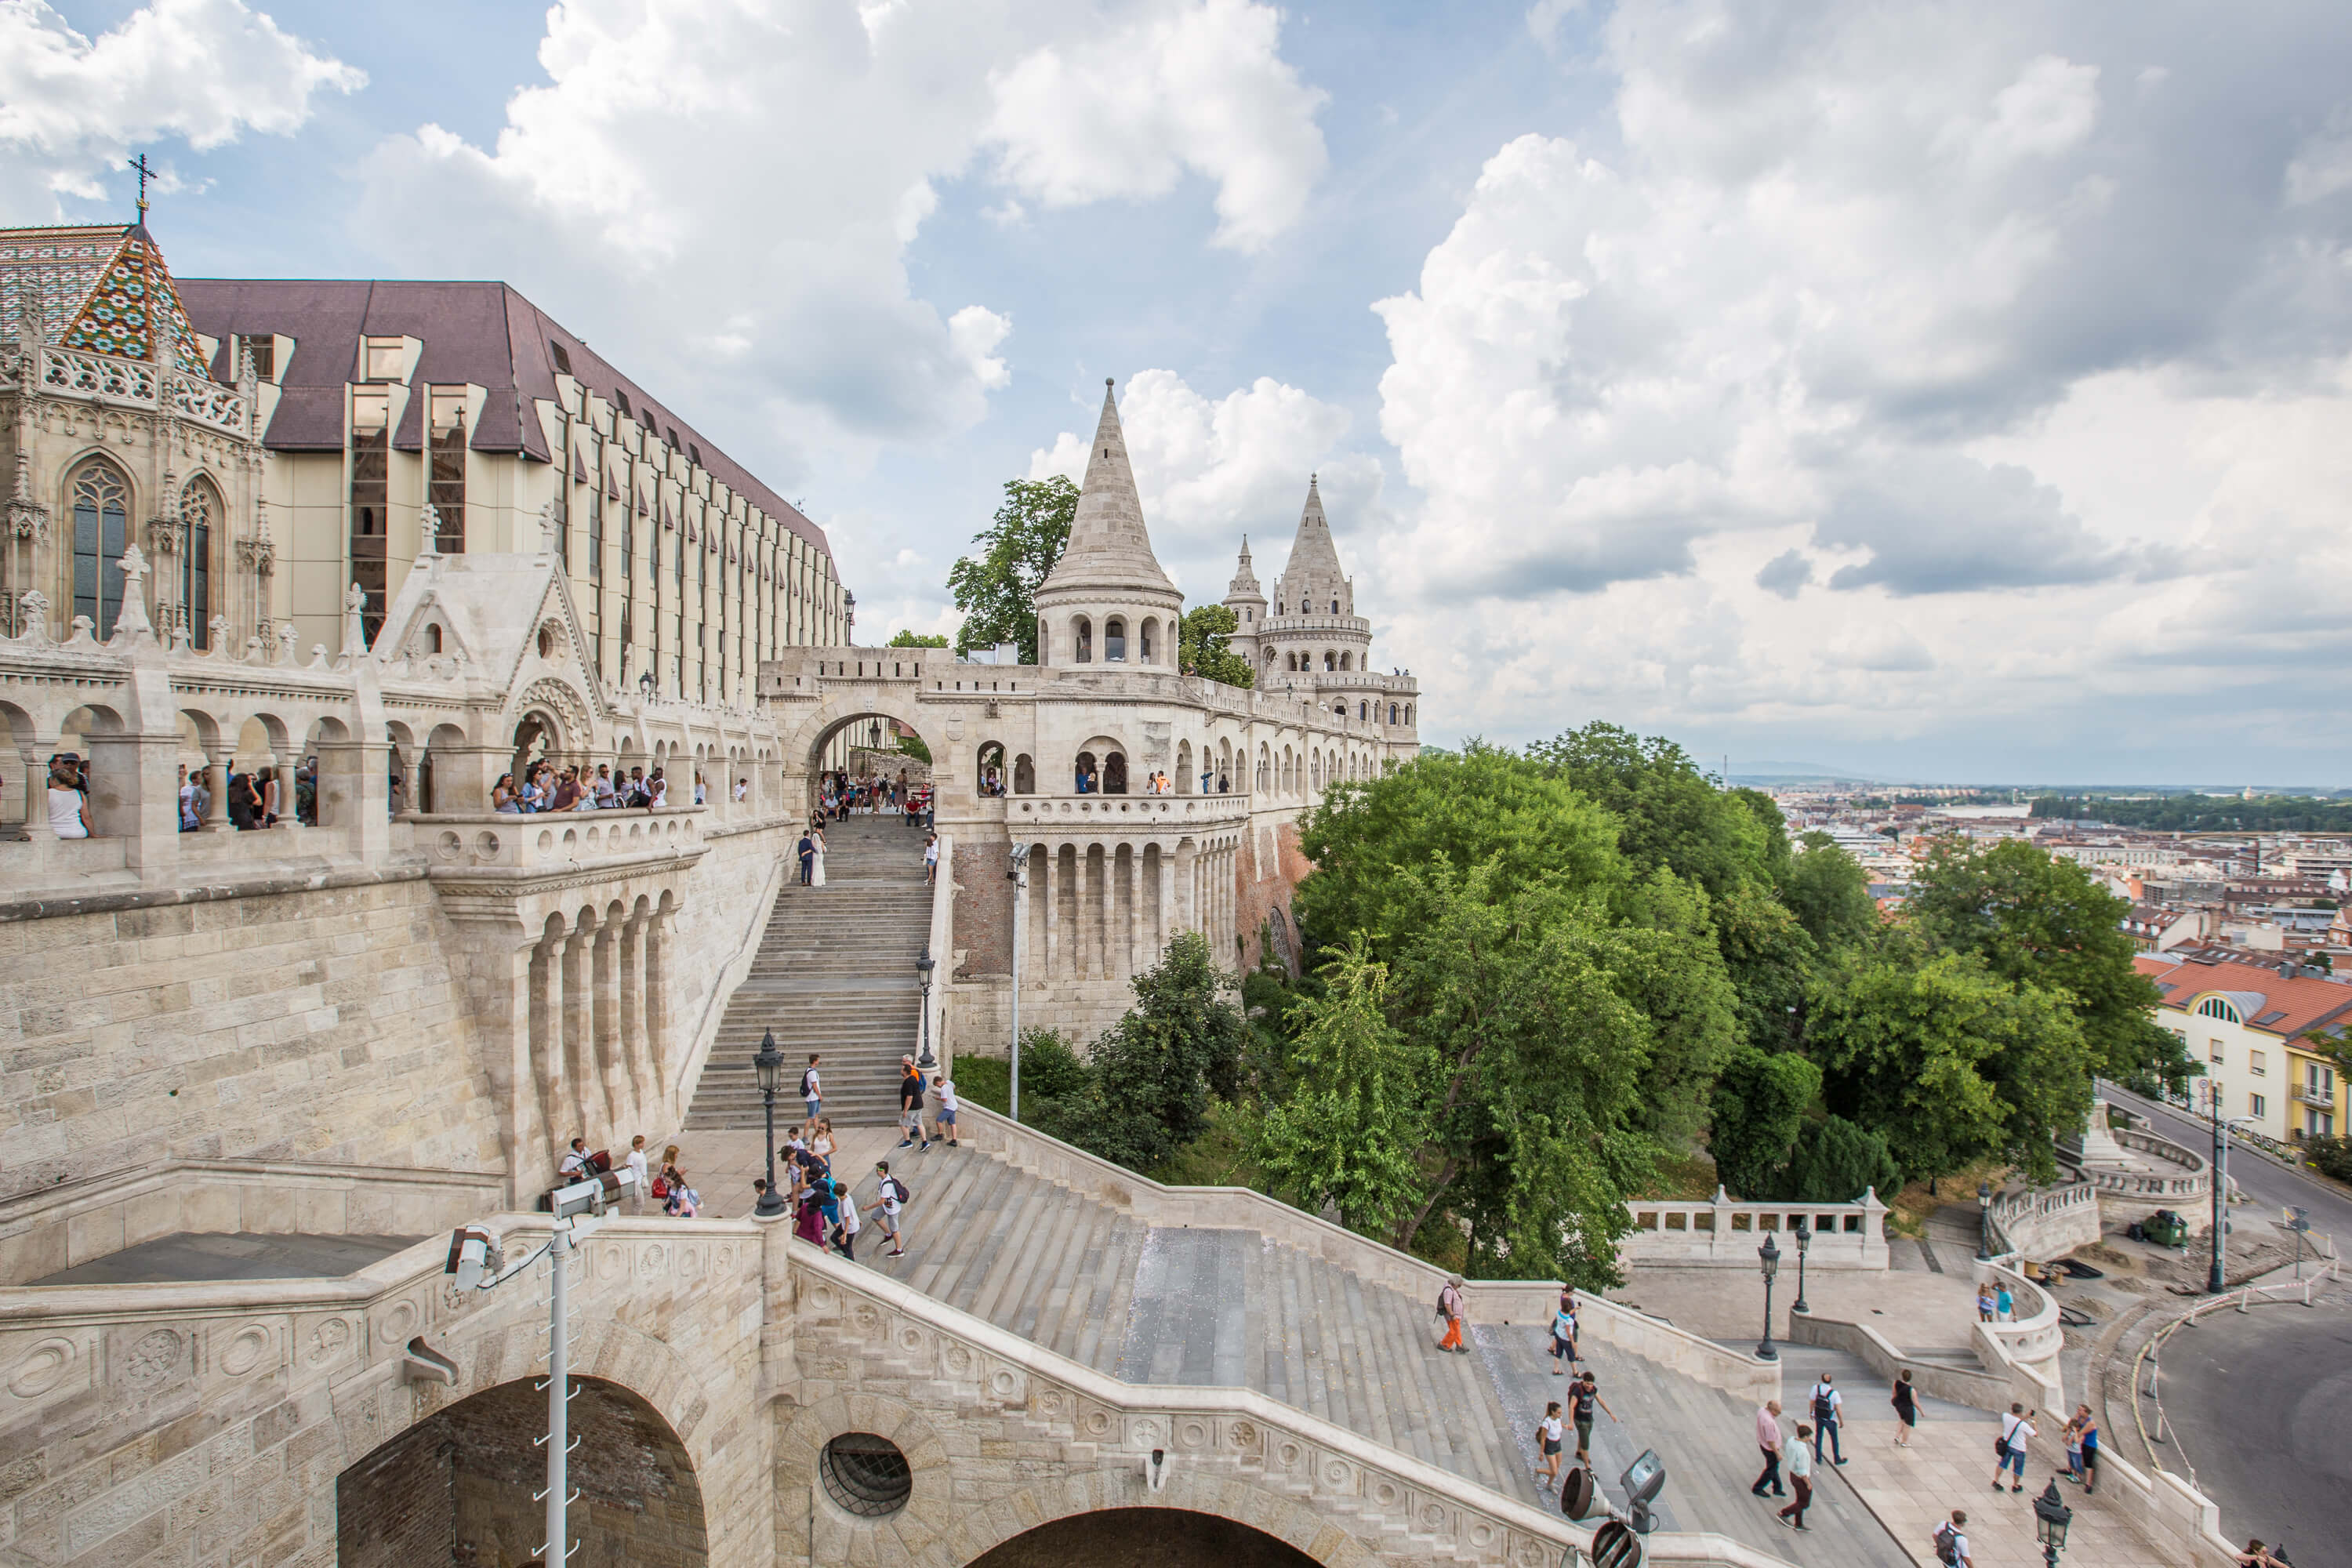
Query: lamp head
[
  {"left": 2031, "top": 1478, "right": 2071, "bottom": 1548},
  {"left": 1794, "top": 1218, "right": 1810, "bottom": 1256},
  {"left": 1979, "top": 1178, "right": 1993, "bottom": 1209},
  {"left": 1759, "top": 1234, "right": 1781, "bottom": 1281},
  {"left": 753, "top": 1027, "right": 784, "bottom": 1094}
]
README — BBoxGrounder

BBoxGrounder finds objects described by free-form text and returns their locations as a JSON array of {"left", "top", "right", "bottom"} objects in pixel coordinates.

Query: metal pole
[
  {"left": 1757, "top": 1274, "right": 1778, "bottom": 1361},
  {"left": 545, "top": 1225, "right": 571, "bottom": 1564},
  {"left": 762, "top": 1080, "right": 779, "bottom": 1204},
  {"left": 1008, "top": 844, "right": 1029, "bottom": 1123},
  {"left": 2209, "top": 1088, "right": 2226, "bottom": 1295}
]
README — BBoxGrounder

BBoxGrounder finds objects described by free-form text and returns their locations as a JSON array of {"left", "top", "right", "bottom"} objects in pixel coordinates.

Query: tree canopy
[
  {"left": 1178, "top": 604, "right": 1256, "bottom": 688},
  {"left": 947, "top": 476, "right": 1075, "bottom": 662},
  {"left": 887, "top": 630, "right": 950, "bottom": 648}
]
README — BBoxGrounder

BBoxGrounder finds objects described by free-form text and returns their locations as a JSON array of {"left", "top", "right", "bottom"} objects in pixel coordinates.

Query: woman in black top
[{"left": 1891, "top": 1369, "right": 1917, "bottom": 1447}]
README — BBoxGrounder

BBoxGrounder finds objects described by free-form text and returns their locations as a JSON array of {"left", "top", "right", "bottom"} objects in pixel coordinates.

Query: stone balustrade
[
  {"left": 1621, "top": 1186, "right": 1892, "bottom": 1269},
  {"left": 33, "top": 346, "right": 250, "bottom": 437},
  {"left": 412, "top": 806, "right": 705, "bottom": 875},
  {"left": 1986, "top": 1179, "right": 2102, "bottom": 1259}
]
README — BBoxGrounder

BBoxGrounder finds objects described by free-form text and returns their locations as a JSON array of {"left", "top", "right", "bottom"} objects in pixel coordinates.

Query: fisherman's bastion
[{"left": 1, "top": 219, "right": 2148, "bottom": 1568}]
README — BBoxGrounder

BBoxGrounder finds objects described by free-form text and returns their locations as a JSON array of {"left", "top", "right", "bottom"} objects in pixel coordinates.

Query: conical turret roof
[
  {"left": 1225, "top": 535, "right": 1264, "bottom": 600},
  {"left": 1283, "top": 474, "right": 1346, "bottom": 583},
  {"left": 1038, "top": 380, "right": 1179, "bottom": 601}
]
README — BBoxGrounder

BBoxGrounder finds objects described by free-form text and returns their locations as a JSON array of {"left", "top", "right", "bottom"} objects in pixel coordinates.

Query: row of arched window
[
  {"left": 67, "top": 458, "right": 223, "bottom": 648},
  {"left": 1043, "top": 614, "right": 1160, "bottom": 667},
  {"left": 1273, "top": 598, "right": 1344, "bottom": 615}
]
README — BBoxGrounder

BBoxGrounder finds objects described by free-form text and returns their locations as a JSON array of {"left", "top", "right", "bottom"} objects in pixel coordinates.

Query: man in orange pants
[{"left": 1438, "top": 1275, "right": 1468, "bottom": 1352}]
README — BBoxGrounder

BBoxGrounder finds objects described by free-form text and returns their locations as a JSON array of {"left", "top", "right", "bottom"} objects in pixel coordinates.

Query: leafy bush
[
  {"left": 1778, "top": 1115, "right": 1902, "bottom": 1203},
  {"left": 2302, "top": 1133, "right": 2352, "bottom": 1185}
]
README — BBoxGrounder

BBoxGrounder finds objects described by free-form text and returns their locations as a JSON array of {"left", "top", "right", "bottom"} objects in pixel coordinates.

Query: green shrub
[{"left": 2303, "top": 1132, "right": 2352, "bottom": 1184}]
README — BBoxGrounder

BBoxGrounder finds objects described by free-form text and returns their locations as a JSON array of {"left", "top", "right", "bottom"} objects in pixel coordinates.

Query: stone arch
[
  {"left": 1105, "top": 615, "right": 1127, "bottom": 662},
  {"left": 1175, "top": 739, "right": 1192, "bottom": 793},
  {"left": 977, "top": 740, "right": 1007, "bottom": 795},
  {"left": 784, "top": 689, "right": 935, "bottom": 783},
  {"left": 1138, "top": 615, "right": 1158, "bottom": 664},
  {"left": 1072, "top": 614, "right": 1094, "bottom": 663},
  {"left": 1012, "top": 753, "right": 1036, "bottom": 794},
  {"left": 970, "top": 1508, "right": 1322, "bottom": 1567}
]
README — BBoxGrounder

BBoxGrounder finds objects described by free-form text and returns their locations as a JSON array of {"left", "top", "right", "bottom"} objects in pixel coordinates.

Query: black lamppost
[
  {"left": 1976, "top": 1178, "right": 1994, "bottom": 1261},
  {"left": 1791, "top": 1218, "right": 1811, "bottom": 1316},
  {"left": 914, "top": 948, "right": 937, "bottom": 1070},
  {"left": 2032, "top": 1477, "right": 2073, "bottom": 1566},
  {"left": 753, "top": 1028, "right": 786, "bottom": 1219},
  {"left": 1755, "top": 1235, "right": 1781, "bottom": 1361}
]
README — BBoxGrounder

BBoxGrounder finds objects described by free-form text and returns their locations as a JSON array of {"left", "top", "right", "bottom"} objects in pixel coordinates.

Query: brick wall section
[
  {"left": 1235, "top": 818, "right": 1307, "bottom": 977},
  {"left": 0, "top": 877, "right": 502, "bottom": 1203},
  {"left": 950, "top": 838, "right": 1014, "bottom": 981},
  {"left": 336, "top": 1418, "right": 453, "bottom": 1566}
]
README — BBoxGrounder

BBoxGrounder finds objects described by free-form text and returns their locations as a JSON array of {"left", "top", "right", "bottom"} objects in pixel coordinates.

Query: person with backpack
[
  {"left": 1809, "top": 1373, "right": 1846, "bottom": 1465},
  {"left": 801, "top": 1054, "right": 822, "bottom": 1120},
  {"left": 1569, "top": 1372, "right": 1613, "bottom": 1463},
  {"left": 897, "top": 1058, "right": 928, "bottom": 1150},
  {"left": 1549, "top": 1294, "right": 1578, "bottom": 1375},
  {"left": 873, "top": 1161, "right": 911, "bottom": 1258},
  {"left": 1933, "top": 1510, "right": 1973, "bottom": 1567},
  {"left": 1535, "top": 1402, "right": 1566, "bottom": 1485},
  {"left": 1435, "top": 1275, "right": 1468, "bottom": 1353},
  {"left": 1991, "top": 1403, "right": 2035, "bottom": 1492}
]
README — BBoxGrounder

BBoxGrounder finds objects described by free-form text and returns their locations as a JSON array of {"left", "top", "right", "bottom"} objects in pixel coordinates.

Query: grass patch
[
  {"left": 1635, "top": 1147, "right": 1719, "bottom": 1201},
  {"left": 1886, "top": 1156, "right": 2013, "bottom": 1231},
  {"left": 1147, "top": 1102, "right": 1265, "bottom": 1189},
  {"left": 952, "top": 1055, "right": 1009, "bottom": 1114}
]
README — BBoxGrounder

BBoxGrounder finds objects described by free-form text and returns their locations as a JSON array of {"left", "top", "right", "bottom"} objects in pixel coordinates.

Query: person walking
[
  {"left": 874, "top": 1161, "right": 910, "bottom": 1258},
  {"left": 1991, "top": 1403, "right": 2035, "bottom": 1493},
  {"left": 924, "top": 832, "right": 940, "bottom": 885},
  {"left": 801, "top": 1054, "right": 822, "bottom": 1121},
  {"left": 1777, "top": 1425, "right": 1814, "bottom": 1530},
  {"left": 1549, "top": 1294, "right": 1578, "bottom": 1375},
  {"left": 1570, "top": 1372, "right": 1614, "bottom": 1463},
  {"left": 1995, "top": 1281, "right": 2014, "bottom": 1321},
  {"left": 1535, "top": 1403, "right": 1566, "bottom": 1485},
  {"left": 2077, "top": 1406, "right": 2100, "bottom": 1495},
  {"left": 897, "top": 1058, "right": 928, "bottom": 1149},
  {"left": 1932, "top": 1510, "right": 1973, "bottom": 1567},
  {"left": 624, "top": 1134, "right": 649, "bottom": 1214},
  {"left": 831, "top": 1183, "right": 861, "bottom": 1261},
  {"left": 1751, "top": 1399, "right": 1787, "bottom": 1498},
  {"left": 931, "top": 1073, "right": 960, "bottom": 1147},
  {"left": 1436, "top": 1275, "right": 1468, "bottom": 1354},
  {"left": 1809, "top": 1373, "right": 1846, "bottom": 1465},
  {"left": 1976, "top": 1283, "right": 1998, "bottom": 1322},
  {"left": 1891, "top": 1367, "right": 1918, "bottom": 1447},
  {"left": 793, "top": 1183, "right": 826, "bottom": 1246}
]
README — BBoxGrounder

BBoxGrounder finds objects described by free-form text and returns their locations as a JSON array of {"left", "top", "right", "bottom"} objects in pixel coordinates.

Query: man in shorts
[
  {"left": 931, "top": 1073, "right": 959, "bottom": 1147},
  {"left": 873, "top": 1160, "right": 911, "bottom": 1258},
  {"left": 1550, "top": 1293, "right": 1578, "bottom": 1374},
  {"left": 897, "top": 1058, "right": 927, "bottom": 1149}
]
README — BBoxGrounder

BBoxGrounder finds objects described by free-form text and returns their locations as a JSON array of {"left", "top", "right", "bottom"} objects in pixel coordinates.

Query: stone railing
[
  {"left": 1985, "top": 1179, "right": 2102, "bottom": 1259},
  {"left": 1007, "top": 793, "right": 1254, "bottom": 828},
  {"left": 1784, "top": 1314, "right": 2014, "bottom": 1412},
  {"left": 786, "top": 1239, "right": 1793, "bottom": 1568},
  {"left": 1974, "top": 1255, "right": 2064, "bottom": 1410},
  {"left": 921, "top": 830, "right": 953, "bottom": 1065},
  {"left": 1621, "top": 1187, "right": 1891, "bottom": 1269},
  {"left": 37, "top": 346, "right": 249, "bottom": 435},
  {"left": 411, "top": 806, "right": 706, "bottom": 874},
  {"left": 960, "top": 1105, "right": 1779, "bottom": 1403},
  {"left": 0, "top": 1160, "right": 505, "bottom": 1287}
]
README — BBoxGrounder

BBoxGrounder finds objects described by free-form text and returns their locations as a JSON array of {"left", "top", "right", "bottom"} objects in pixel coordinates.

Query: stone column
[
  {"left": 14, "top": 740, "right": 58, "bottom": 841},
  {"left": 1091, "top": 844, "right": 1109, "bottom": 980},
  {"left": 620, "top": 908, "right": 652, "bottom": 1126},
  {"left": 561, "top": 917, "right": 596, "bottom": 1142},
  {"left": 1122, "top": 844, "right": 1141, "bottom": 978},
  {"left": 527, "top": 924, "right": 567, "bottom": 1196},
  {"left": 645, "top": 905, "right": 676, "bottom": 1127},
  {"left": 593, "top": 915, "right": 625, "bottom": 1132},
  {"left": 1157, "top": 844, "right": 1175, "bottom": 964},
  {"left": 1040, "top": 843, "right": 1058, "bottom": 982},
  {"left": 1176, "top": 839, "right": 1196, "bottom": 936}
]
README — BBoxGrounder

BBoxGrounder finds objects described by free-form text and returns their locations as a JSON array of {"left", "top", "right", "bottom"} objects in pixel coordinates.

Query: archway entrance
[
  {"left": 967, "top": 1508, "right": 1319, "bottom": 1566},
  {"left": 806, "top": 709, "right": 935, "bottom": 816},
  {"left": 334, "top": 1376, "right": 706, "bottom": 1567}
]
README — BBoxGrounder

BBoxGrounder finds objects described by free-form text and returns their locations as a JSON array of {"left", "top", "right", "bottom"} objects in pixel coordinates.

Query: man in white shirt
[
  {"left": 1809, "top": 1374, "right": 1846, "bottom": 1465},
  {"left": 1991, "top": 1404, "right": 2036, "bottom": 1493},
  {"left": 623, "top": 1134, "right": 649, "bottom": 1214},
  {"left": 931, "top": 1074, "right": 959, "bottom": 1148},
  {"left": 873, "top": 1160, "right": 910, "bottom": 1258},
  {"left": 1933, "top": 1511, "right": 1973, "bottom": 1567},
  {"left": 558, "top": 1138, "right": 591, "bottom": 1181}
]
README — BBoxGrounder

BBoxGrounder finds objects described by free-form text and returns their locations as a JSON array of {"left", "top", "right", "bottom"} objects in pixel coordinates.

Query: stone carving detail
[
  {"left": 6, "top": 1336, "right": 76, "bottom": 1399},
  {"left": 220, "top": 1323, "right": 273, "bottom": 1377},
  {"left": 122, "top": 1327, "right": 181, "bottom": 1386}
]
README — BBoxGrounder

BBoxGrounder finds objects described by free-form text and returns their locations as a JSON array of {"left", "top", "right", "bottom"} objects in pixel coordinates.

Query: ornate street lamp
[
  {"left": 753, "top": 1029, "right": 787, "bottom": 1219},
  {"left": 914, "top": 948, "right": 938, "bottom": 1070},
  {"left": 1976, "top": 1178, "right": 1994, "bottom": 1260},
  {"left": 1755, "top": 1234, "right": 1782, "bottom": 1362},
  {"left": 1791, "top": 1217, "right": 1811, "bottom": 1316},
  {"left": 2032, "top": 1477, "right": 2073, "bottom": 1566}
]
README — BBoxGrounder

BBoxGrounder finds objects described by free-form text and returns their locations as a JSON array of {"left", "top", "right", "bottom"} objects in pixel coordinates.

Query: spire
[
  {"left": 1281, "top": 473, "right": 1346, "bottom": 592},
  {"left": 1226, "top": 535, "right": 1263, "bottom": 599},
  {"left": 1038, "top": 379, "right": 1178, "bottom": 601}
]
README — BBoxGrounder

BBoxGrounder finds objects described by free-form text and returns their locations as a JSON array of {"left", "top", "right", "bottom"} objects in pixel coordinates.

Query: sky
[{"left": 8, "top": 0, "right": 2352, "bottom": 786}]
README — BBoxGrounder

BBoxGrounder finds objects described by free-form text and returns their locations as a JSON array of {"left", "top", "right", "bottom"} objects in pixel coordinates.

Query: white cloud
[
  {"left": 1362, "top": 0, "right": 2352, "bottom": 771},
  {"left": 354, "top": 0, "right": 1324, "bottom": 479},
  {"left": 984, "top": 0, "right": 1327, "bottom": 252},
  {"left": 0, "top": 0, "right": 361, "bottom": 215},
  {"left": 1028, "top": 368, "right": 1376, "bottom": 601}
]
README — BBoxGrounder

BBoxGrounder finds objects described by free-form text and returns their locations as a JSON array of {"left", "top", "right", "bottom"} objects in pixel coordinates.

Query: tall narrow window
[
  {"left": 350, "top": 391, "right": 390, "bottom": 644},
  {"left": 428, "top": 389, "right": 466, "bottom": 552},
  {"left": 180, "top": 477, "right": 217, "bottom": 648},
  {"left": 70, "top": 461, "right": 130, "bottom": 638},
  {"left": 239, "top": 335, "right": 274, "bottom": 381},
  {"left": 586, "top": 460, "right": 604, "bottom": 677}
]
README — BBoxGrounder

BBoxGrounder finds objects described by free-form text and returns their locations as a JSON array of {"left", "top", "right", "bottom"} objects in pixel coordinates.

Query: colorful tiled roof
[{"left": 0, "top": 223, "right": 211, "bottom": 376}]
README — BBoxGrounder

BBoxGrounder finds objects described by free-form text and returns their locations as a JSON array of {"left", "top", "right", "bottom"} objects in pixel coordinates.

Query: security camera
[
  {"left": 1142, "top": 1447, "right": 1171, "bottom": 1494},
  {"left": 445, "top": 1225, "right": 497, "bottom": 1291}
]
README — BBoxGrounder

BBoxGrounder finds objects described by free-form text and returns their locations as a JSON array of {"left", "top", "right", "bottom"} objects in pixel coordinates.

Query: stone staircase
[
  {"left": 684, "top": 816, "right": 933, "bottom": 1130},
  {"left": 835, "top": 1144, "right": 1535, "bottom": 1501}
]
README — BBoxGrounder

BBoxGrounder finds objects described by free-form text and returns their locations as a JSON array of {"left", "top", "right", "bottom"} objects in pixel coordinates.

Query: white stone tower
[
  {"left": 1221, "top": 535, "right": 1269, "bottom": 675},
  {"left": 1264, "top": 475, "right": 1371, "bottom": 687},
  {"left": 1033, "top": 380, "right": 1184, "bottom": 670}
]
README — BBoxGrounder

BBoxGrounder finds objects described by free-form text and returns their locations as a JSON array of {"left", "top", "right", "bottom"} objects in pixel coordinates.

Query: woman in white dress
[
  {"left": 810, "top": 824, "right": 828, "bottom": 887},
  {"left": 47, "top": 761, "right": 90, "bottom": 839}
]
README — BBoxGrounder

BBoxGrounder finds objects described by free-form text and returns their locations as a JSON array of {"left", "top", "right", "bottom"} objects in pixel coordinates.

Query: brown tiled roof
[
  {"left": 2136, "top": 953, "right": 2352, "bottom": 1040},
  {"left": 174, "top": 278, "right": 829, "bottom": 560}
]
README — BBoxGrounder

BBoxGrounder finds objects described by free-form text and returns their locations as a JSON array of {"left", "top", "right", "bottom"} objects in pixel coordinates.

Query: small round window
[{"left": 820, "top": 1432, "right": 910, "bottom": 1517}]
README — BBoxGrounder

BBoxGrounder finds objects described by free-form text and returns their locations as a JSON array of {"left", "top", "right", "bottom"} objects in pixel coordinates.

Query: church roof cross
[{"left": 128, "top": 154, "right": 157, "bottom": 221}]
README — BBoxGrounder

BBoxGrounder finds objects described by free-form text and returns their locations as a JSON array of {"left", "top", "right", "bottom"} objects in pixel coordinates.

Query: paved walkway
[
  {"left": 30, "top": 1230, "right": 419, "bottom": 1285},
  {"left": 1833, "top": 1418, "right": 2170, "bottom": 1567}
]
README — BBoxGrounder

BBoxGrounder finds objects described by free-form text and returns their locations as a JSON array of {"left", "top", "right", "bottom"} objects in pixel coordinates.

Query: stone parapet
[{"left": 1621, "top": 1187, "right": 1892, "bottom": 1269}]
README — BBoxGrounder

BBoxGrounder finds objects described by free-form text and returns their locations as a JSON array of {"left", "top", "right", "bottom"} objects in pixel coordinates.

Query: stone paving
[{"left": 27, "top": 1229, "right": 420, "bottom": 1285}]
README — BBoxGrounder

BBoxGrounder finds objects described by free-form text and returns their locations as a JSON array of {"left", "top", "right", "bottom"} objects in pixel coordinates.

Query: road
[
  {"left": 2100, "top": 1080, "right": 2352, "bottom": 1253},
  {"left": 2148, "top": 1282, "right": 2352, "bottom": 1563}
]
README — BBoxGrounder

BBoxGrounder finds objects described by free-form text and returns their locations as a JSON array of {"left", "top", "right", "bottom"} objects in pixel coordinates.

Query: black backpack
[
  {"left": 1813, "top": 1388, "right": 1835, "bottom": 1421},
  {"left": 884, "top": 1177, "right": 912, "bottom": 1206},
  {"left": 1933, "top": 1524, "right": 1958, "bottom": 1566},
  {"left": 800, "top": 1068, "right": 816, "bottom": 1097}
]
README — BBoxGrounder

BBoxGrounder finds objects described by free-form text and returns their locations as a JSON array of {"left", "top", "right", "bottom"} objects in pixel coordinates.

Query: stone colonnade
[
  {"left": 524, "top": 891, "right": 677, "bottom": 1149},
  {"left": 1022, "top": 833, "right": 1240, "bottom": 983}
]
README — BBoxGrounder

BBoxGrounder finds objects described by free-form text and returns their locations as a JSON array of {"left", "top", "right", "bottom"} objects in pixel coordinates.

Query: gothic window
[
  {"left": 429, "top": 390, "right": 467, "bottom": 553},
  {"left": 1073, "top": 616, "right": 1093, "bottom": 663},
  {"left": 1138, "top": 617, "right": 1155, "bottom": 662},
  {"left": 1405, "top": 704, "right": 1413, "bottom": 724},
  {"left": 1331, "top": 598, "right": 1339, "bottom": 613},
  {"left": 70, "top": 460, "right": 130, "bottom": 638},
  {"left": 1358, "top": 700, "right": 1368, "bottom": 720},
  {"left": 1105, "top": 617, "right": 1126, "bottom": 661},
  {"left": 427, "top": 625, "right": 443, "bottom": 653},
  {"left": 1013, "top": 753, "right": 1036, "bottom": 794},
  {"left": 1389, "top": 702, "right": 1399, "bottom": 724},
  {"left": 1324, "top": 650, "right": 1336, "bottom": 670},
  {"left": 350, "top": 392, "right": 390, "bottom": 644},
  {"left": 180, "top": 477, "right": 219, "bottom": 648},
  {"left": 1341, "top": 652, "right": 1352, "bottom": 670}
]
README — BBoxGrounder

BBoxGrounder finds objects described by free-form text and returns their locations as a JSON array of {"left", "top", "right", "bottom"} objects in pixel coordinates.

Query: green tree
[
  {"left": 1293, "top": 745, "right": 1625, "bottom": 959},
  {"left": 1777, "top": 1115, "right": 1902, "bottom": 1203},
  {"left": 1709, "top": 877, "right": 1819, "bottom": 1054},
  {"left": 895, "top": 733, "right": 933, "bottom": 765},
  {"left": 946, "top": 476, "right": 1076, "bottom": 662},
  {"left": 1248, "top": 935, "right": 1432, "bottom": 1235},
  {"left": 1178, "top": 604, "right": 1256, "bottom": 688},
  {"left": 1526, "top": 722, "right": 1773, "bottom": 898},
  {"left": 1077, "top": 931, "right": 1248, "bottom": 1171},
  {"left": 1708, "top": 1046, "right": 1823, "bottom": 1198},
  {"left": 1808, "top": 946, "right": 2092, "bottom": 1183},
  {"left": 887, "top": 630, "right": 951, "bottom": 648},
  {"left": 1906, "top": 838, "right": 2193, "bottom": 1089},
  {"left": 1781, "top": 833, "right": 1878, "bottom": 952},
  {"left": 1606, "top": 869, "right": 1744, "bottom": 1142}
]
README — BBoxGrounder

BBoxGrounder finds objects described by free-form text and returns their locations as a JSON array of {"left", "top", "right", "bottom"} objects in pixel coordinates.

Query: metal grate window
[{"left": 819, "top": 1432, "right": 910, "bottom": 1517}]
